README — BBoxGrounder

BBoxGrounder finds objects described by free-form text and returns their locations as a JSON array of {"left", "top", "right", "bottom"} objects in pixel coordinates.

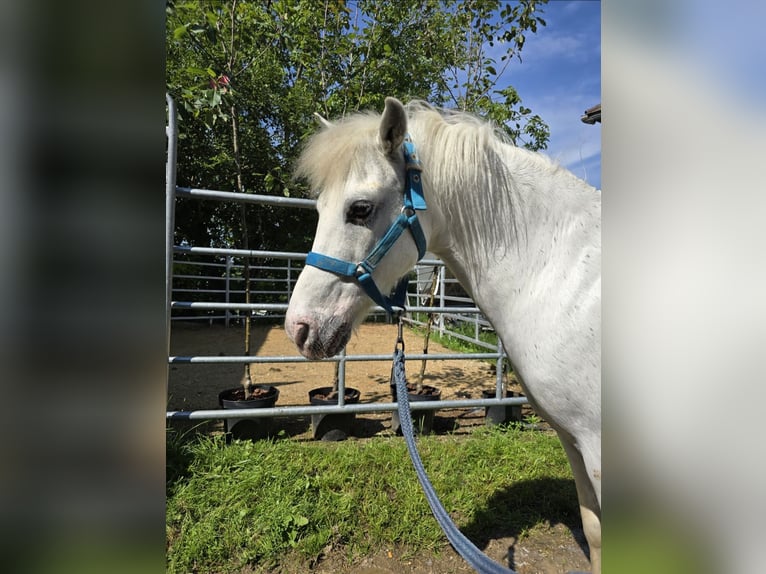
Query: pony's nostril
[{"left": 294, "top": 322, "right": 310, "bottom": 349}]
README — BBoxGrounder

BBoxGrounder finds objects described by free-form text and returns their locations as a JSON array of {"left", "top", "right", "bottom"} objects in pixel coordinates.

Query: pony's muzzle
[
  {"left": 291, "top": 321, "right": 310, "bottom": 350},
  {"left": 285, "top": 315, "right": 311, "bottom": 353},
  {"left": 285, "top": 313, "right": 352, "bottom": 360}
]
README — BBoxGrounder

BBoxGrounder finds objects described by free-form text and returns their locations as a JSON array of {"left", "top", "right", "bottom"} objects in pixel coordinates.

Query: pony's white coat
[{"left": 286, "top": 98, "right": 601, "bottom": 573}]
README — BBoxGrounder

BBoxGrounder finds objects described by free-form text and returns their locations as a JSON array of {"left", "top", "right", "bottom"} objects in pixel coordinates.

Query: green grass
[{"left": 166, "top": 425, "right": 576, "bottom": 573}]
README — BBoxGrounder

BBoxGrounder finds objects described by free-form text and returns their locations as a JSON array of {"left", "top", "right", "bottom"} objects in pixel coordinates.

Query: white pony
[{"left": 285, "top": 98, "right": 601, "bottom": 573}]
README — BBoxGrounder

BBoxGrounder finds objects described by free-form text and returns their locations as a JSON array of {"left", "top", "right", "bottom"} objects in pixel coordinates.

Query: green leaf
[
  {"left": 164, "top": 0, "right": 552, "bottom": 246},
  {"left": 184, "top": 66, "right": 208, "bottom": 77}
]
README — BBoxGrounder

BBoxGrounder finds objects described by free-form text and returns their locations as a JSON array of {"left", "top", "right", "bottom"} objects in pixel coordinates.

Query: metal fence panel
[{"left": 165, "top": 96, "right": 525, "bottom": 424}]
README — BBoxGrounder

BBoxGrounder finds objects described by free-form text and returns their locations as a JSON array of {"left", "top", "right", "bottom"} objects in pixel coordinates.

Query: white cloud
[
  {"left": 527, "top": 32, "right": 588, "bottom": 63},
  {"left": 518, "top": 6, "right": 600, "bottom": 68}
]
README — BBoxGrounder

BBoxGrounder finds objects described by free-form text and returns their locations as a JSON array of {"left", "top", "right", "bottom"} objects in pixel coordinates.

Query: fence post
[
  {"left": 337, "top": 347, "right": 347, "bottom": 406},
  {"left": 165, "top": 94, "right": 177, "bottom": 389},
  {"left": 438, "top": 265, "right": 446, "bottom": 336},
  {"left": 495, "top": 338, "right": 505, "bottom": 397},
  {"left": 225, "top": 256, "right": 233, "bottom": 327},
  {"left": 287, "top": 258, "right": 292, "bottom": 303}
]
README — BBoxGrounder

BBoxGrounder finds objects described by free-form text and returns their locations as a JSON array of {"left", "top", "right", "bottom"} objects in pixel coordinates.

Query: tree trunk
[{"left": 231, "top": 104, "right": 254, "bottom": 398}]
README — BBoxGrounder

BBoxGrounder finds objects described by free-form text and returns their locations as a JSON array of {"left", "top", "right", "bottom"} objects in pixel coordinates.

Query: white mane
[{"left": 295, "top": 100, "right": 596, "bottom": 269}]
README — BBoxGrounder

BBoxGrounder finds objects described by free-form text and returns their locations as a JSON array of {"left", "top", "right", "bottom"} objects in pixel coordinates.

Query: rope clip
[{"left": 393, "top": 311, "right": 405, "bottom": 352}]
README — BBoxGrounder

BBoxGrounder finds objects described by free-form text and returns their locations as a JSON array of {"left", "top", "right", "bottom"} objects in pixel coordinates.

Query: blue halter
[{"left": 305, "top": 135, "right": 427, "bottom": 315}]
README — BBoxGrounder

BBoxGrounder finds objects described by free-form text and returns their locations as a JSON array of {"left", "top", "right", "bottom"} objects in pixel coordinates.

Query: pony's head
[{"left": 285, "top": 98, "right": 430, "bottom": 359}]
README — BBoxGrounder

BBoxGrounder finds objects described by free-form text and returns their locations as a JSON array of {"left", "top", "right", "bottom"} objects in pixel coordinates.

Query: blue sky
[{"left": 500, "top": 0, "right": 601, "bottom": 189}]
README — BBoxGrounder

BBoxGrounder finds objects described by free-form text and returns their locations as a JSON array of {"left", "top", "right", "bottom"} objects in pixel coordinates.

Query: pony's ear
[
  {"left": 313, "top": 112, "right": 333, "bottom": 128},
  {"left": 379, "top": 97, "right": 407, "bottom": 156}
]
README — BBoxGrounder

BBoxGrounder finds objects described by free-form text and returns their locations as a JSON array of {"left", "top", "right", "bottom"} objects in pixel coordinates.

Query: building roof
[{"left": 581, "top": 103, "right": 601, "bottom": 125}]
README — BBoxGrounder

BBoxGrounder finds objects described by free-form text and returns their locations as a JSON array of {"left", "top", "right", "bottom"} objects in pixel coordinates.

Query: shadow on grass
[
  {"left": 460, "top": 477, "right": 589, "bottom": 571},
  {"left": 165, "top": 425, "right": 204, "bottom": 497},
  {"left": 165, "top": 413, "right": 389, "bottom": 494}
]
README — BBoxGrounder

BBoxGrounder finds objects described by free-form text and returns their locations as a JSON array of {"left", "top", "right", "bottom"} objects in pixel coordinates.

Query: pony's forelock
[{"left": 294, "top": 112, "right": 382, "bottom": 197}]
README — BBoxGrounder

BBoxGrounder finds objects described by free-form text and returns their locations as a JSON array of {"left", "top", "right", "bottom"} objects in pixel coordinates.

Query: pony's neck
[{"left": 423, "top": 142, "right": 601, "bottom": 338}]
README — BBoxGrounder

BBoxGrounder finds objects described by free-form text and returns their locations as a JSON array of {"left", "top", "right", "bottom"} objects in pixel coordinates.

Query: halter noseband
[{"left": 304, "top": 135, "right": 427, "bottom": 315}]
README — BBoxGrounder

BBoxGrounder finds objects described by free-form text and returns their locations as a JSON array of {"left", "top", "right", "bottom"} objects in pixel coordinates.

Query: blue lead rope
[{"left": 392, "top": 345, "right": 517, "bottom": 574}]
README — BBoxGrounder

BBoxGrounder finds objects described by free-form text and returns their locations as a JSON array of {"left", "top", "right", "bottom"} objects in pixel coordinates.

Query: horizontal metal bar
[
  {"left": 174, "top": 245, "right": 308, "bottom": 260},
  {"left": 176, "top": 187, "right": 317, "bottom": 209},
  {"left": 171, "top": 302, "right": 289, "bottom": 311},
  {"left": 404, "top": 319, "right": 495, "bottom": 338},
  {"left": 166, "top": 396, "right": 528, "bottom": 420},
  {"left": 172, "top": 315, "right": 229, "bottom": 321},
  {"left": 169, "top": 351, "right": 501, "bottom": 364},
  {"left": 216, "top": 265, "right": 294, "bottom": 272},
  {"left": 170, "top": 301, "right": 483, "bottom": 314},
  {"left": 173, "top": 247, "right": 448, "bottom": 270},
  {"left": 173, "top": 275, "right": 230, "bottom": 281},
  {"left": 173, "top": 271, "right": 293, "bottom": 277},
  {"left": 173, "top": 248, "right": 443, "bottom": 267},
  {"left": 172, "top": 260, "right": 228, "bottom": 268},
  {"left": 172, "top": 289, "right": 230, "bottom": 295},
  {"left": 175, "top": 263, "right": 295, "bottom": 273},
  {"left": 430, "top": 329, "right": 496, "bottom": 351},
  {"left": 180, "top": 290, "right": 289, "bottom": 297},
  {"left": 173, "top": 281, "right": 292, "bottom": 290}
]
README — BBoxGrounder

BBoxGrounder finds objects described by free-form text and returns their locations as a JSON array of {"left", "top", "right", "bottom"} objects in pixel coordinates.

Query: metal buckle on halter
[{"left": 355, "top": 262, "right": 369, "bottom": 278}]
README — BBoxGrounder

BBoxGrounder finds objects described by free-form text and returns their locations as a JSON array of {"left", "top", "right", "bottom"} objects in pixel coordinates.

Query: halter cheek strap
[{"left": 305, "top": 135, "right": 427, "bottom": 315}]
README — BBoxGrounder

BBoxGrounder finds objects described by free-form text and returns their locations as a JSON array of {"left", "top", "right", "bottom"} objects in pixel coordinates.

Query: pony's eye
[{"left": 346, "top": 201, "right": 374, "bottom": 225}]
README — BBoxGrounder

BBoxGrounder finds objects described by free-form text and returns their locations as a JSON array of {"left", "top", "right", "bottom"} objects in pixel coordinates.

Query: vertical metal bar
[
  {"left": 438, "top": 265, "right": 446, "bottom": 336},
  {"left": 225, "top": 256, "right": 232, "bottom": 327},
  {"left": 337, "top": 347, "right": 347, "bottom": 406},
  {"left": 495, "top": 338, "right": 504, "bottom": 398},
  {"left": 286, "top": 258, "right": 292, "bottom": 303},
  {"left": 165, "top": 94, "right": 178, "bottom": 392}
]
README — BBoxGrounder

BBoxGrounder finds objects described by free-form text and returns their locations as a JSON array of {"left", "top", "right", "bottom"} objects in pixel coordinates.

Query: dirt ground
[
  {"left": 168, "top": 322, "right": 592, "bottom": 573},
  {"left": 307, "top": 526, "right": 590, "bottom": 574},
  {"left": 169, "top": 321, "right": 514, "bottom": 408}
]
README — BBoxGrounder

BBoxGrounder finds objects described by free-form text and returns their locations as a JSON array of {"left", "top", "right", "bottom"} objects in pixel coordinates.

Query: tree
[
  {"left": 319, "top": 0, "right": 550, "bottom": 149},
  {"left": 166, "top": 0, "right": 549, "bottom": 229},
  {"left": 165, "top": 2, "right": 551, "bottom": 360}
]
